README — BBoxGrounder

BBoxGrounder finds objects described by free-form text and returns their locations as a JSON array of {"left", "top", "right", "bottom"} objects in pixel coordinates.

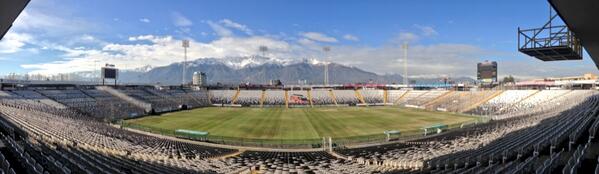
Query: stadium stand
[
  {"left": 1, "top": 87, "right": 599, "bottom": 173},
  {"left": 11, "top": 90, "right": 66, "bottom": 109},
  {"left": 182, "top": 89, "right": 211, "bottom": 106},
  {"left": 403, "top": 90, "right": 448, "bottom": 107},
  {"left": 163, "top": 88, "right": 205, "bottom": 108},
  {"left": 209, "top": 89, "right": 237, "bottom": 105},
  {"left": 263, "top": 90, "right": 286, "bottom": 106},
  {"left": 361, "top": 89, "right": 384, "bottom": 104},
  {"left": 82, "top": 88, "right": 148, "bottom": 117},
  {"left": 425, "top": 90, "right": 498, "bottom": 112},
  {"left": 470, "top": 90, "right": 539, "bottom": 115},
  {"left": 328, "top": 91, "right": 598, "bottom": 173},
  {"left": 236, "top": 90, "right": 263, "bottom": 106},
  {"left": 333, "top": 90, "right": 360, "bottom": 105},
  {"left": 115, "top": 87, "right": 182, "bottom": 113},
  {"left": 288, "top": 90, "right": 310, "bottom": 106},
  {"left": 0, "top": 91, "right": 239, "bottom": 173},
  {"left": 388, "top": 90, "right": 408, "bottom": 103},
  {"left": 311, "top": 89, "right": 337, "bottom": 105},
  {"left": 222, "top": 151, "right": 375, "bottom": 173},
  {"left": 395, "top": 90, "right": 429, "bottom": 106}
]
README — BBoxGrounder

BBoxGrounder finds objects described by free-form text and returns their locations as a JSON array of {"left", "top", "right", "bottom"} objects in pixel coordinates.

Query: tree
[{"left": 503, "top": 75, "right": 515, "bottom": 83}]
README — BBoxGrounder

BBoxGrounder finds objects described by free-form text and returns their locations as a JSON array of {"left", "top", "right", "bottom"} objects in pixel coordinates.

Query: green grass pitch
[{"left": 125, "top": 107, "right": 478, "bottom": 140}]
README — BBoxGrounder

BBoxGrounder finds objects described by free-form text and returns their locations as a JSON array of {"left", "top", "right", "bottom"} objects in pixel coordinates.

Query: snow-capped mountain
[
  {"left": 129, "top": 65, "right": 154, "bottom": 73},
  {"left": 127, "top": 56, "right": 330, "bottom": 74},
  {"left": 185, "top": 56, "right": 293, "bottom": 70},
  {"left": 66, "top": 56, "right": 472, "bottom": 85},
  {"left": 116, "top": 56, "right": 405, "bottom": 85}
]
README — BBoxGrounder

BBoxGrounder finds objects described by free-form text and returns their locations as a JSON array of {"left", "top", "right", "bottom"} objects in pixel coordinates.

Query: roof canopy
[
  {"left": 0, "top": 0, "right": 30, "bottom": 40},
  {"left": 550, "top": 0, "right": 599, "bottom": 68}
]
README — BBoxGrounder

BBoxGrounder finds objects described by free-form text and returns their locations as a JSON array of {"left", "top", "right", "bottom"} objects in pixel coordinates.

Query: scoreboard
[
  {"left": 477, "top": 61, "right": 497, "bottom": 83},
  {"left": 102, "top": 67, "right": 118, "bottom": 79}
]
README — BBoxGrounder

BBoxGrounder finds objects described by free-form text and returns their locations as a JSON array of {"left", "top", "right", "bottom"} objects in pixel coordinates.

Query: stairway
[
  {"left": 423, "top": 90, "right": 454, "bottom": 108},
  {"left": 307, "top": 89, "right": 314, "bottom": 107},
  {"left": 394, "top": 90, "right": 410, "bottom": 104},
  {"left": 260, "top": 90, "right": 266, "bottom": 108},
  {"left": 231, "top": 88, "right": 241, "bottom": 105},
  {"left": 498, "top": 90, "right": 541, "bottom": 113},
  {"left": 460, "top": 90, "right": 504, "bottom": 113},
  {"left": 383, "top": 89, "right": 388, "bottom": 104},
  {"left": 354, "top": 89, "right": 367, "bottom": 105},
  {"left": 284, "top": 90, "right": 289, "bottom": 108},
  {"left": 328, "top": 90, "right": 339, "bottom": 106}
]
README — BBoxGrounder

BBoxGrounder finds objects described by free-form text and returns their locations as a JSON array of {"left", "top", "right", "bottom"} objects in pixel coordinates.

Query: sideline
[{"left": 111, "top": 124, "right": 328, "bottom": 152}]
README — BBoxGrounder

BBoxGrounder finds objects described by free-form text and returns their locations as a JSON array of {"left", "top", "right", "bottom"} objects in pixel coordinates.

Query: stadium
[{"left": 1, "top": 0, "right": 599, "bottom": 174}]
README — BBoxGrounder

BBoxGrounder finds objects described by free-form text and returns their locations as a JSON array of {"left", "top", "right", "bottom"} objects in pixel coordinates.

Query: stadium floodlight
[
  {"left": 182, "top": 40, "right": 190, "bottom": 85},
  {"left": 259, "top": 45, "right": 268, "bottom": 57},
  {"left": 323, "top": 46, "right": 331, "bottom": 86}
]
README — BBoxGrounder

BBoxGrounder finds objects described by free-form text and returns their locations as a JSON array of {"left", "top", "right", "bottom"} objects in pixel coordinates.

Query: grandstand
[
  {"left": 2, "top": 0, "right": 599, "bottom": 173},
  {"left": 1, "top": 82, "right": 599, "bottom": 173}
]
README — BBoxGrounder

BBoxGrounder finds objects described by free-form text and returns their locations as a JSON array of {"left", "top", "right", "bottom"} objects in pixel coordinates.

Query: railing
[
  {"left": 517, "top": 11, "right": 583, "bottom": 60},
  {"left": 518, "top": 25, "right": 580, "bottom": 51}
]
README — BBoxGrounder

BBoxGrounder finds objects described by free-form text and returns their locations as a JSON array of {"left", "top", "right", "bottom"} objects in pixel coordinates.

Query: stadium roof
[
  {"left": 0, "top": 0, "right": 30, "bottom": 40},
  {"left": 549, "top": 0, "right": 599, "bottom": 68}
]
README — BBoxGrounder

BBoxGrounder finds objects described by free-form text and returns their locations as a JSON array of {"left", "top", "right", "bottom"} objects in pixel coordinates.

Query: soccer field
[{"left": 125, "top": 107, "right": 478, "bottom": 140}]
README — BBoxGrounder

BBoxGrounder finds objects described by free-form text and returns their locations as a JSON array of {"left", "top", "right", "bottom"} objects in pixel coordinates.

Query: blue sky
[{"left": 0, "top": 0, "right": 596, "bottom": 79}]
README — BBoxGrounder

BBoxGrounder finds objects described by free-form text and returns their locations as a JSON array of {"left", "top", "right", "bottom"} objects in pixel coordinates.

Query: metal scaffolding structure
[{"left": 518, "top": 7, "right": 583, "bottom": 61}]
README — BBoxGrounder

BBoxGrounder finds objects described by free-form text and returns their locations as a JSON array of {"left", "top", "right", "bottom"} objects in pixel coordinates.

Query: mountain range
[
  {"left": 70, "top": 56, "right": 473, "bottom": 85},
  {"left": 118, "top": 56, "right": 405, "bottom": 85}
]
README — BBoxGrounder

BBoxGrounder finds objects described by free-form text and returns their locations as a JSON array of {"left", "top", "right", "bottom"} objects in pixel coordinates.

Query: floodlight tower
[
  {"left": 182, "top": 39, "right": 190, "bottom": 85},
  {"left": 323, "top": 46, "right": 331, "bottom": 86},
  {"left": 402, "top": 42, "right": 409, "bottom": 86},
  {"left": 259, "top": 45, "right": 268, "bottom": 57}
]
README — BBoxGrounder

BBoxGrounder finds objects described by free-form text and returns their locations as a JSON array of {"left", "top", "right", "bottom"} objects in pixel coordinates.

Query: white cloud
[
  {"left": 12, "top": 9, "right": 96, "bottom": 35},
  {"left": 301, "top": 32, "right": 338, "bottom": 43},
  {"left": 13, "top": 14, "right": 597, "bottom": 79},
  {"left": 343, "top": 34, "right": 359, "bottom": 41},
  {"left": 396, "top": 32, "right": 419, "bottom": 43},
  {"left": 80, "top": 35, "right": 96, "bottom": 41},
  {"left": 329, "top": 43, "right": 598, "bottom": 79},
  {"left": 324, "top": 44, "right": 490, "bottom": 78},
  {"left": 415, "top": 25, "right": 438, "bottom": 37},
  {"left": 139, "top": 18, "right": 151, "bottom": 23},
  {"left": 60, "top": 34, "right": 108, "bottom": 46},
  {"left": 20, "top": 32, "right": 494, "bottom": 77},
  {"left": 128, "top": 35, "right": 158, "bottom": 42},
  {"left": 21, "top": 35, "right": 292, "bottom": 74},
  {"left": 207, "top": 21, "right": 233, "bottom": 37},
  {"left": 220, "top": 19, "right": 253, "bottom": 35},
  {"left": 172, "top": 12, "right": 192, "bottom": 27},
  {"left": 297, "top": 38, "right": 315, "bottom": 46},
  {"left": 0, "top": 32, "right": 33, "bottom": 53},
  {"left": 19, "top": 32, "right": 599, "bottom": 79}
]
